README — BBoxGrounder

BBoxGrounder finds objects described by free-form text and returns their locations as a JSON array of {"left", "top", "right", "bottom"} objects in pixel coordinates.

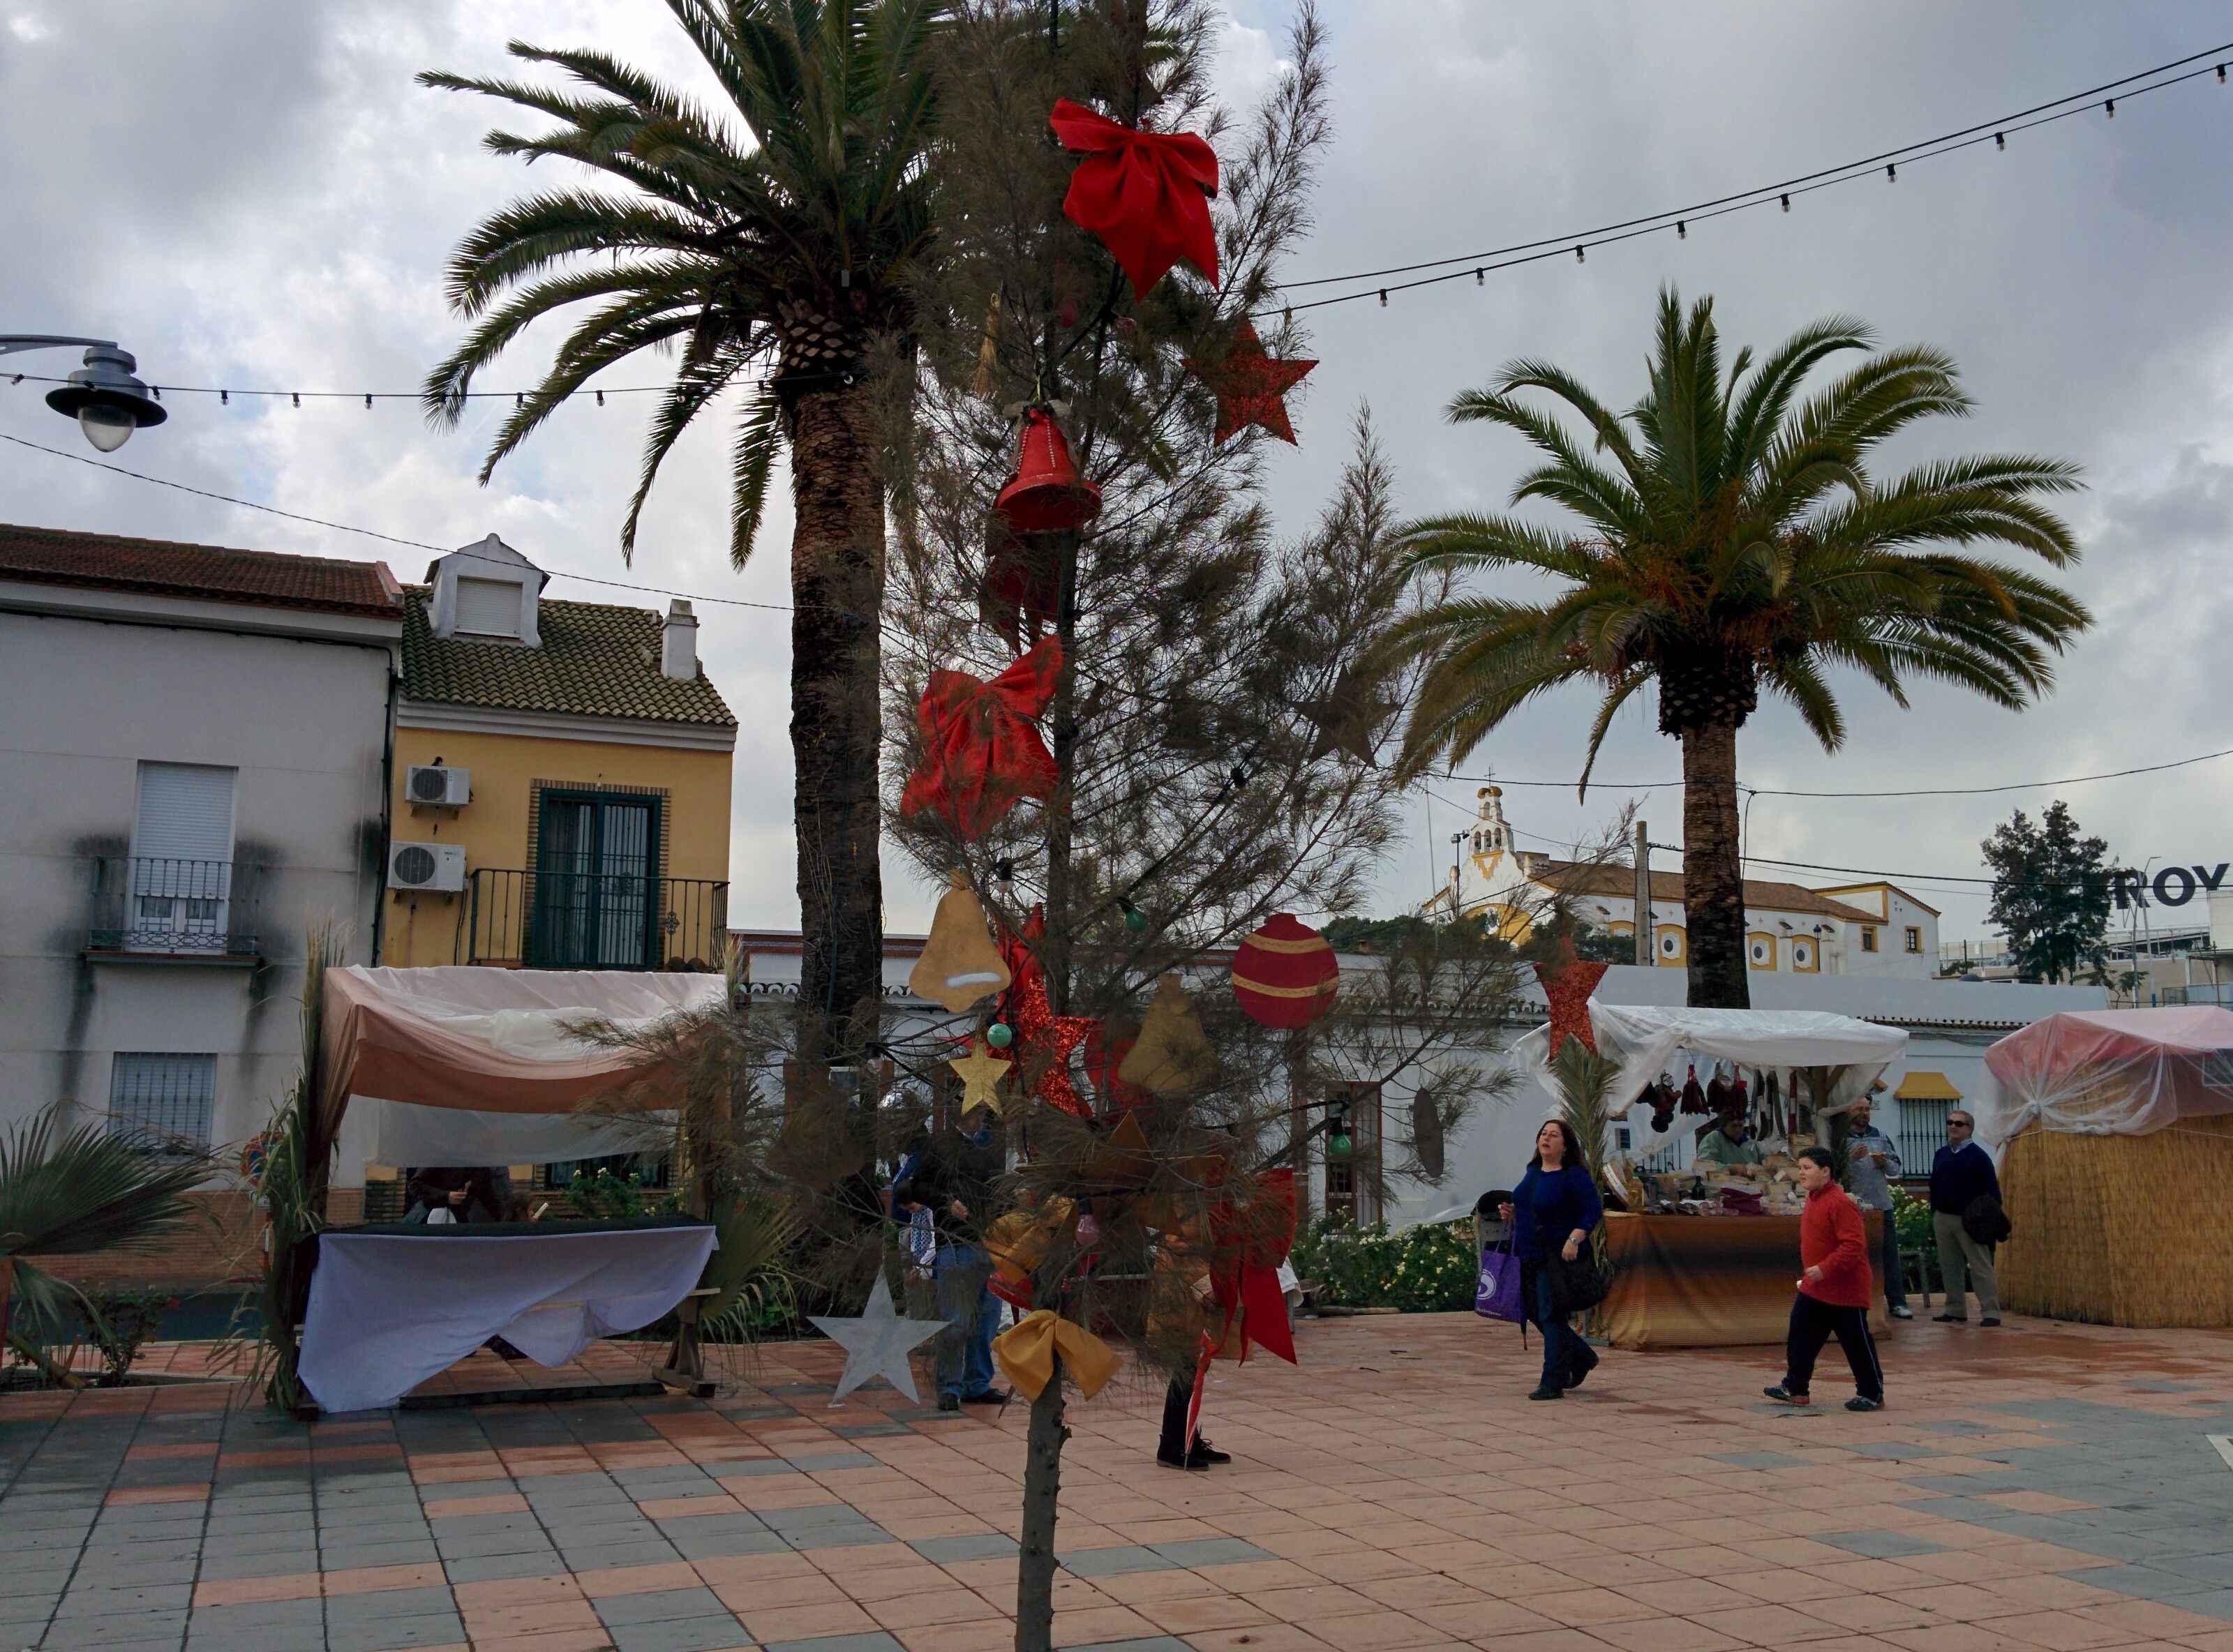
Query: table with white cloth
[{"left": 298, "top": 1215, "right": 717, "bottom": 1413}]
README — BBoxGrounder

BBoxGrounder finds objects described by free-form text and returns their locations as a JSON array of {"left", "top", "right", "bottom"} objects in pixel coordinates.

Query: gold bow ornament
[{"left": 991, "top": 1308, "right": 1122, "bottom": 1401}]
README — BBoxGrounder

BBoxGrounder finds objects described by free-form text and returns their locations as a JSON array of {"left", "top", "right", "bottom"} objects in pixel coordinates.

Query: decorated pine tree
[{"left": 881, "top": 6, "right": 1528, "bottom": 1645}]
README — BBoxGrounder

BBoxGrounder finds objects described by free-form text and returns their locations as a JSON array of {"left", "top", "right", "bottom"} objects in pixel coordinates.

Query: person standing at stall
[
  {"left": 1765, "top": 1146, "right": 1885, "bottom": 1411},
  {"left": 1497, "top": 1120, "right": 1604, "bottom": 1401},
  {"left": 1842, "top": 1096, "right": 1911, "bottom": 1319},
  {"left": 892, "top": 1104, "right": 1006, "bottom": 1409},
  {"left": 1929, "top": 1111, "right": 2003, "bottom": 1327}
]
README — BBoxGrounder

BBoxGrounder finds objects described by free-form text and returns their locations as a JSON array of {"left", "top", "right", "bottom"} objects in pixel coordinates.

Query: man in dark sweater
[
  {"left": 892, "top": 1106, "right": 1006, "bottom": 1409},
  {"left": 1929, "top": 1110, "right": 2001, "bottom": 1327}
]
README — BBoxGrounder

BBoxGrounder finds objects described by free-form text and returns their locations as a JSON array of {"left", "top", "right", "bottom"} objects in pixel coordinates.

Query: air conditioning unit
[
  {"left": 405, "top": 764, "right": 471, "bottom": 807},
  {"left": 388, "top": 841, "right": 467, "bottom": 894}
]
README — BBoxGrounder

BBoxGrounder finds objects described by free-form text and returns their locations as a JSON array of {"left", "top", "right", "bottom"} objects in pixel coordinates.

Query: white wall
[{"left": 0, "top": 605, "right": 392, "bottom": 1152}]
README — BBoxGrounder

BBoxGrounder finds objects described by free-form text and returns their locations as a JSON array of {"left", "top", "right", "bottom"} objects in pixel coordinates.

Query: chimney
[{"left": 661, "top": 599, "right": 699, "bottom": 680}]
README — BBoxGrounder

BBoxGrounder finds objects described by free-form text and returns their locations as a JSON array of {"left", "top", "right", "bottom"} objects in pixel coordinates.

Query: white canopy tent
[{"left": 1518, "top": 1001, "right": 1910, "bottom": 1157}]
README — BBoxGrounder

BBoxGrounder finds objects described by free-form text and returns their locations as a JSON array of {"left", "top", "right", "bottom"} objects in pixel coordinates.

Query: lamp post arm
[{"left": 0, "top": 336, "right": 119, "bottom": 359}]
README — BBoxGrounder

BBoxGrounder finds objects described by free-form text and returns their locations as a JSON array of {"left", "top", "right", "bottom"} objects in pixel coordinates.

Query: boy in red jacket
[{"left": 1765, "top": 1146, "right": 1885, "bottom": 1412}]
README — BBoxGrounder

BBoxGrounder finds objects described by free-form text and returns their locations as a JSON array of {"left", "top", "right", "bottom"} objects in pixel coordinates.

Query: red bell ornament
[
  {"left": 1232, "top": 914, "right": 1339, "bottom": 1030},
  {"left": 994, "top": 408, "right": 1101, "bottom": 536}
]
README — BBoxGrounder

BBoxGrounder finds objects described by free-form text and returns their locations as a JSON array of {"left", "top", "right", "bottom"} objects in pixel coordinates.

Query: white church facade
[{"left": 1424, "top": 786, "right": 1941, "bottom": 979}]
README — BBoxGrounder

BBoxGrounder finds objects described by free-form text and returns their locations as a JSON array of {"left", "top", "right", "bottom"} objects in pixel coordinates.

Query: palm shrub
[
  {"left": 421, "top": 0, "right": 945, "bottom": 1065},
  {"left": 0, "top": 1109, "right": 212, "bottom": 1376},
  {"left": 1395, "top": 288, "right": 2091, "bottom": 1007}
]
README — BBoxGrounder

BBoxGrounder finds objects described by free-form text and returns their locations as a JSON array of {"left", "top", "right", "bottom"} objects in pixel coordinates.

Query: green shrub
[
  {"left": 75, "top": 1286, "right": 177, "bottom": 1386},
  {"left": 1293, "top": 1215, "right": 1477, "bottom": 1313},
  {"left": 1891, "top": 1185, "right": 1934, "bottom": 1249}
]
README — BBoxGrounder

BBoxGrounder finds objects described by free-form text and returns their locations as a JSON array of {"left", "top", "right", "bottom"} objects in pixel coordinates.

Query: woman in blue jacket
[{"left": 1498, "top": 1118, "right": 1605, "bottom": 1399}]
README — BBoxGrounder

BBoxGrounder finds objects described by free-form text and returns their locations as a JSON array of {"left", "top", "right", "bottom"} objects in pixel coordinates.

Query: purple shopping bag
[{"left": 1475, "top": 1242, "right": 1524, "bottom": 1323}]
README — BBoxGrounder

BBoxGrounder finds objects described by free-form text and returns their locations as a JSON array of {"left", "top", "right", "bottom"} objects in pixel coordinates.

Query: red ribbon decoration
[
  {"left": 1048, "top": 98, "right": 1220, "bottom": 299},
  {"left": 900, "top": 638, "right": 1063, "bottom": 841}
]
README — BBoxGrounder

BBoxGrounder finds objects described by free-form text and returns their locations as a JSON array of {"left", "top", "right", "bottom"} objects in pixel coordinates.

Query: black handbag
[
  {"left": 1962, "top": 1193, "right": 2012, "bottom": 1247},
  {"left": 1546, "top": 1251, "right": 1611, "bottom": 1315}
]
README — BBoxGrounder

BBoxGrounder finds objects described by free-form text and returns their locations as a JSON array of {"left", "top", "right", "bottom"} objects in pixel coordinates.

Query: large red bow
[
  {"left": 901, "top": 638, "right": 1063, "bottom": 841},
  {"left": 1048, "top": 98, "right": 1220, "bottom": 298}
]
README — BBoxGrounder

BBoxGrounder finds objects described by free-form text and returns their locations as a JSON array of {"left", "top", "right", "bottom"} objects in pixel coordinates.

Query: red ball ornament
[{"left": 1232, "top": 914, "right": 1339, "bottom": 1029}]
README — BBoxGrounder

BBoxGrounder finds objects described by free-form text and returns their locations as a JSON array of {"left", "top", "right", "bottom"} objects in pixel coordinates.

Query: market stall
[
  {"left": 295, "top": 965, "right": 725, "bottom": 1413},
  {"left": 1518, "top": 1001, "right": 1908, "bottom": 1349},
  {"left": 1983, "top": 1006, "right": 2233, "bottom": 1328}
]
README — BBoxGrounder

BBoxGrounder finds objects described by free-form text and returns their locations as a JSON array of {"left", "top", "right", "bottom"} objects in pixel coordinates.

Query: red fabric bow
[
  {"left": 901, "top": 638, "right": 1063, "bottom": 841},
  {"left": 1048, "top": 98, "right": 1220, "bottom": 298}
]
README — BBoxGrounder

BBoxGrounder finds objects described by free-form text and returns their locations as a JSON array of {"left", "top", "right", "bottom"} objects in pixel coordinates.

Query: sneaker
[
  {"left": 1889, "top": 1305, "right": 1914, "bottom": 1319},
  {"left": 1190, "top": 1439, "right": 1232, "bottom": 1464},
  {"left": 1978, "top": 1316, "right": 2001, "bottom": 1328},
  {"left": 1846, "top": 1397, "right": 1883, "bottom": 1412},
  {"left": 1156, "top": 1450, "right": 1208, "bottom": 1472},
  {"left": 1528, "top": 1385, "right": 1564, "bottom": 1401},
  {"left": 1932, "top": 1313, "right": 1966, "bottom": 1323},
  {"left": 1763, "top": 1386, "right": 1811, "bottom": 1405},
  {"left": 937, "top": 1394, "right": 960, "bottom": 1413}
]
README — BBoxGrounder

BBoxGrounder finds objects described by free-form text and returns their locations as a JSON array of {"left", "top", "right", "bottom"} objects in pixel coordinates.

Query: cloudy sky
[{"left": 5, "top": 1, "right": 2229, "bottom": 945}]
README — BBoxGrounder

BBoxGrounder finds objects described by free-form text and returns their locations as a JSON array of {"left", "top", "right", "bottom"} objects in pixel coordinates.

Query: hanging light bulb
[
  {"left": 1676, "top": 220, "right": 1686, "bottom": 239},
  {"left": 595, "top": 389, "right": 604, "bottom": 406},
  {"left": 221, "top": 389, "right": 229, "bottom": 405},
  {"left": 2105, "top": 98, "right": 2114, "bottom": 118},
  {"left": 1780, "top": 193, "right": 1791, "bottom": 211},
  {"left": 1377, "top": 289, "right": 1387, "bottom": 306},
  {"left": 364, "top": 393, "right": 372, "bottom": 409},
  {"left": 1574, "top": 245, "right": 1585, "bottom": 262},
  {"left": 1885, "top": 163, "right": 1897, "bottom": 181},
  {"left": 292, "top": 392, "right": 300, "bottom": 408},
  {"left": 1995, "top": 132, "right": 2006, "bottom": 149},
  {"left": 1474, "top": 268, "right": 1484, "bottom": 285}
]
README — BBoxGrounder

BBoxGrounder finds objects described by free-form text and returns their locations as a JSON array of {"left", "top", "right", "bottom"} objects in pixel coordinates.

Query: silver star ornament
[{"left": 807, "top": 1272, "right": 948, "bottom": 1405}]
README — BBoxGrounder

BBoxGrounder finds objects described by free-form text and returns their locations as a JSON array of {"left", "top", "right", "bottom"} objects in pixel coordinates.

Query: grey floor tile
[
  {"left": 712, "top": 1460, "right": 797, "bottom": 1479},
  {"left": 193, "top": 1548, "right": 321, "bottom": 1582},
  {"left": 909, "top": 1533, "right": 1017, "bottom": 1563},
  {"left": 666, "top": 1524, "right": 787, "bottom": 1561},
  {"left": 764, "top": 1634, "right": 903, "bottom": 1652},
  {"left": 558, "top": 1538, "right": 683, "bottom": 1568},
  {"left": 41, "top": 1609, "right": 189, "bottom": 1647},
  {"left": 326, "top": 1612, "right": 467, "bottom": 1652},
  {"left": 608, "top": 1616, "right": 753, "bottom": 1652},
  {"left": 54, "top": 1584, "right": 195, "bottom": 1618},
  {"left": 443, "top": 1551, "right": 575, "bottom": 1584},
  {"left": 1146, "top": 1537, "right": 1274, "bottom": 1568},
  {"left": 595, "top": 1585, "right": 728, "bottom": 1627},
  {"left": 182, "top": 1598, "right": 327, "bottom": 1632},
  {"left": 322, "top": 1539, "right": 442, "bottom": 1567},
  {"left": 1814, "top": 1530, "right": 1948, "bottom": 1559},
  {"left": 1059, "top": 1545, "right": 1177, "bottom": 1577},
  {"left": 434, "top": 1529, "right": 554, "bottom": 1561},
  {"left": 1061, "top": 1641, "right": 1194, "bottom": 1652},
  {"left": 1836, "top": 1441, "right": 1946, "bottom": 1461},
  {"left": 1707, "top": 1450, "right": 1810, "bottom": 1470},
  {"left": 324, "top": 1586, "right": 457, "bottom": 1623},
  {"left": 784, "top": 1453, "right": 879, "bottom": 1473}
]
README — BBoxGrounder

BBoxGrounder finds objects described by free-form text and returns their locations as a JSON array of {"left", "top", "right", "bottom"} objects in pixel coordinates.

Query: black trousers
[
  {"left": 1877, "top": 1208, "right": 1909, "bottom": 1309},
  {"left": 1785, "top": 1293, "right": 1883, "bottom": 1403},
  {"left": 1158, "top": 1378, "right": 1193, "bottom": 1459}
]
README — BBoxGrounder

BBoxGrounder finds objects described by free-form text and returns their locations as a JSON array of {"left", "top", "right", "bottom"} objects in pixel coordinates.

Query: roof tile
[
  {"left": 398, "top": 587, "right": 735, "bottom": 727},
  {"left": 1532, "top": 859, "right": 1878, "bottom": 924},
  {"left": 0, "top": 522, "right": 400, "bottom": 617}
]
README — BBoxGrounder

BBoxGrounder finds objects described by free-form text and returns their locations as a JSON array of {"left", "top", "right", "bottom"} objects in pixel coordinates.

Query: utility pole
[{"left": 1633, "top": 818, "right": 1653, "bottom": 966}]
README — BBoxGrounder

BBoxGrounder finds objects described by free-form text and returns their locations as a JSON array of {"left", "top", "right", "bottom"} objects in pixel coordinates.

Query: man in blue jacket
[{"left": 1929, "top": 1110, "right": 2001, "bottom": 1327}]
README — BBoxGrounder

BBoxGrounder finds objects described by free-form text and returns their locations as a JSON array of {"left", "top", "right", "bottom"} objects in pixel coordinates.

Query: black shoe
[
  {"left": 1932, "top": 1313, "right": 1966, "bottom": 1323},
  {"left": 1846, "top": 1397, "right": 1883, "bottom": 1412},
  {"left": 1190, "top": 1439, "right": 1232, "bottom": 1464},
  {"left": 1978, "top": 1316, "right": 2001, "bottom": 1328},
  {"left": 937, "top": 1393, "right": 959, "bottom": 1412},
  {"left": 1763, "top": 1386, "right": 1810, "bottom": 1405},
  {"left": 1156, "top": 1449, "right": 1208, "bottom": 1471},
  {"left": 1888, "top": 1305, "right": 1914, "bottom": 1319},
  {"left": 1528, "top": 1385, "right": 1564, "bottom": 1401},
  {"left": 959, "top": 1389, "right": 1010, "bottom": 1405},
  {"left": 1563, "top": 1353, "right": 1599, "bottom": 1390}
]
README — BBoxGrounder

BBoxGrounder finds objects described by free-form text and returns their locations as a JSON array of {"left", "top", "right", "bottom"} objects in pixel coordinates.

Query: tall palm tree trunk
[
  {"left": 1679, "top": 720, "right": 1750, "bottom": 1009},
  {"left": 789, "top": 381, "right": 887, "bottom": 1065}
]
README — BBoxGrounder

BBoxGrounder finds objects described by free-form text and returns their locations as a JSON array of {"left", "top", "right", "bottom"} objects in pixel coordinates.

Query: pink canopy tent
[
  {"left": 318, "top": 966, "right": 726, "bottom": 1165},
  {"left": 1981, "top": 1006, "right": 2233, "bottom": 1143}
]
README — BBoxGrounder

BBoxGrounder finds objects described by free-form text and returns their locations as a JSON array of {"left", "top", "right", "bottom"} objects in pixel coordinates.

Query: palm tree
[
  {"left": 420, "top": 0, "right": 943, "bottom": 1060},
  {"left": 1395, "top": 289, "right": 2090, "bottom": 1008},
  {"left": 1, "top": 1109, "right": 212, "bottom": 1365}
]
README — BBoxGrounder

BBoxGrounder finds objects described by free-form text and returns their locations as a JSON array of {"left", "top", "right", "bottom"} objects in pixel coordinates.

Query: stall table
[
  {"left": 1600, "top": 1210, "right": 1886, "bottom": 1349},
  {"left": 297, "top": 1214, "right": 717, "bottom": 1414}
]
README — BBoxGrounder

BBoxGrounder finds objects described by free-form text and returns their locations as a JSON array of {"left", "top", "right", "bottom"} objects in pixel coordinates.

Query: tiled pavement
[{"left": 3, "top": 1307, "right": 2231, "bottom": 1651}]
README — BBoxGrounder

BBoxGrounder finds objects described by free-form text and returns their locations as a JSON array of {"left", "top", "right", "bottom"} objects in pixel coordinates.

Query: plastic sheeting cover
[{"left": 1980, "top": 1007, "right": 2233, "bottom": 1143}]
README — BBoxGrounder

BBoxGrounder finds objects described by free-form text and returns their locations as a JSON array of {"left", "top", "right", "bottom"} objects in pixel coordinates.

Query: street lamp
[{"left": 2, "top": 336, "right": 165, "bottom": 453}]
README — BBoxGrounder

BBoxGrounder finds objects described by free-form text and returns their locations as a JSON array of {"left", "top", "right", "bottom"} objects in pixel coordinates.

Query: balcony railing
[
  {"left": 88, "top": 857, "right": 260, "bottom": 959},
  {"left": 459, "top": 868, "right": 729, "bottom": 971}
]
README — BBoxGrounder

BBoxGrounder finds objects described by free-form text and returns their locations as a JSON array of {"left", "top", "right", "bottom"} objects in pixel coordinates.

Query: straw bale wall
[{"left": 2000, "top": 1113, "right": 2233, "bottom": 1328}]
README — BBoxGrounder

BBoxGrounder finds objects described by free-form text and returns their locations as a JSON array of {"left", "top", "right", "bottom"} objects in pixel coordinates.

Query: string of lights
[
  {"left": 3, "top": 47, "right": 2226, "bottom": 405},
  {"left": 1270, "top": 43, "right": 2233, "bottom": 317},
  {"left": 1437, "top": 744, "right": 2233, "bottom": 801}
]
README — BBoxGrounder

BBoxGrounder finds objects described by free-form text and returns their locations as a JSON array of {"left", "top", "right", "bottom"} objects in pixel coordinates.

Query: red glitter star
[
  {"left": 999, "top": 909, "right": 1098, "bottom": 1119},
  {"left": 1186, "top": 321, "right": 1316, "bottom": 445},
  {"left": 1534, "top": 944, "right": 1608, "bottom": 1057}
]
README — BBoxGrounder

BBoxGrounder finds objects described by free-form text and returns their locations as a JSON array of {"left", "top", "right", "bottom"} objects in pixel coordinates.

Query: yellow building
[{"left": 380, "top": 535, "right": 736, "bottom": 971}]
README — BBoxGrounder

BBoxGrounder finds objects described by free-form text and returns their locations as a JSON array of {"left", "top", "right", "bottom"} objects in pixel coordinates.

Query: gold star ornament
[{"left": 948, "top": 1037, "right": 1013, "bottom": 1116}]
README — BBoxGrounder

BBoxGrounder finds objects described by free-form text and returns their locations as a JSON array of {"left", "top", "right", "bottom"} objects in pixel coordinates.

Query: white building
[
  {"left": 1425, "top": 784, "right": 1941, "bottom": 978},
  {"left": 0, "top": 525, "right": 402, "bottom": 1165}
]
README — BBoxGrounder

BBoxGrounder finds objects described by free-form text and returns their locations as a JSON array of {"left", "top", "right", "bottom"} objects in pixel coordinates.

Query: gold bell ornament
[
  {"left": 909, "top": 869, "right": 1013, "bottom": 1014},
  {"left": 1118, "top": 973, "right": 1218, "bottom": 1098}
]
